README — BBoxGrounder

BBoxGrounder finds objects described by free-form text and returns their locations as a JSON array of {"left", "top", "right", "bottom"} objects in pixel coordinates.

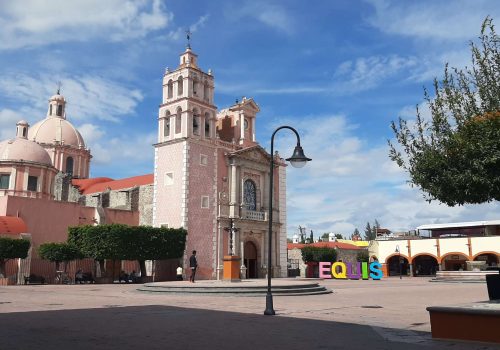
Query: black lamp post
[
  {"left": 224, "top": 218, "right": 238, "bottom": 256},
  {"left": 264, "top": 126, "right": 311, "bottom": 316},
  {"left": 395, "top": 245, "right": 402, "bottom": 279}
]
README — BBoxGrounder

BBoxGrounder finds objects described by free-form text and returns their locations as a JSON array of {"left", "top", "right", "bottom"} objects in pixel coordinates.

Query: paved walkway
[{"left": 0, "top": 277, "right": 496, "bottom": 349}]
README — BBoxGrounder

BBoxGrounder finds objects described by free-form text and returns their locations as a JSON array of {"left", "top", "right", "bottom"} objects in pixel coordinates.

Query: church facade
[{"left": 0, "top": 44, "right": 288, "bottom": 281}]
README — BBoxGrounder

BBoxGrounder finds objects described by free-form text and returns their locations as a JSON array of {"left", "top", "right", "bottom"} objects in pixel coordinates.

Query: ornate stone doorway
[{"left": 244, "top": 241, "right": 258, "bottom": 278}]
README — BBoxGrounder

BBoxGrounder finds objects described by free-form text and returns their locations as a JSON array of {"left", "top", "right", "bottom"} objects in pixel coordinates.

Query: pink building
[
  {"left": 154, "top": 46, "right": 288, "bottom": 279},
  {"left": 0, "top": 44, "right": 288, "bottom": 282}
]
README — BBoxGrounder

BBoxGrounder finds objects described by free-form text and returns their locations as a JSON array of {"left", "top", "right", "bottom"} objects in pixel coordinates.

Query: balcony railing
[{"left": 243, "top": 209, "right": 266, "bottom": 221}]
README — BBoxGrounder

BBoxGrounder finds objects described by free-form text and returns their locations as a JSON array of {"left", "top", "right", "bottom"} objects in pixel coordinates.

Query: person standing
[
  {"left": 189, "top": 250, "right": 198, "bottom": 283},
  {"left": 176, "top": 265, "right": 183, "bottom": 281}
]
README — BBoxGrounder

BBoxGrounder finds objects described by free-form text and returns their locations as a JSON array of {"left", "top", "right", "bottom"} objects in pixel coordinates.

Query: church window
[
  {"left": 193, "top": 111, "right": 200, "bottom": 135},
  {"left": 177, "top": 76, "right": 183, "bottom": 95},
  {"left": 66, "top": 157, "right": 74, "bottom": 175},
  {"left": 164, "top": 172, "right": 173, "bottom": 186},
  {"left": 203, "top": 83, "right": 209, "bottom": 102},
  {"left": 167, "top": 80, "right": 173, "bottom": 99},
  {"left": 160, "top": 223, "right": 169, "bottom": 228},
  {"left": 0, "top": 174, "right": 10, "bottom": 189},
  {"left": 175, "top": 109, "right": 182, "bottom": 134},
  {"left": 164, "top": 111, "right": 171, "bottom": 137},
  {"left": 201, "top": 196, "right": 209, "bottom": 208},
  {"left": 27, "top": 176, "right": 38, "bottom": 191},
  {"left": 22, "top": 127, "right": 26, "bottom": 137},
  {"left": 200, "top": 154, "right": 208, "bottom": 166},
  {"left": 243, "top": 179, "right": 257, "bottom": 211},
  {"left": 204, "top": 114, "right": 210, "bottom": 138},
  {"left": 193, "top": 79, "right": 197, "bottom": 95},
  {"left": 244, "top": 118, "right": 249, "bottom": 130},
  {"left": 56, "top": 105, "right": 63, "bottom": 117},
  {"left": 49, "top": 105, "right": 52, "bottom": 115}
]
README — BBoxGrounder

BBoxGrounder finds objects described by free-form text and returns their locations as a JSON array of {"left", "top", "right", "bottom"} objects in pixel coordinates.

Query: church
[{"left": 0, "top": 44, "right": 288, "bottom": 282}]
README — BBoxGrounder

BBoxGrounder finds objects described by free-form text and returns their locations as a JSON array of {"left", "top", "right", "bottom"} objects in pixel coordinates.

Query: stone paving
[{"left": 0, "top": 277, "right": 497, "bottom": 349}]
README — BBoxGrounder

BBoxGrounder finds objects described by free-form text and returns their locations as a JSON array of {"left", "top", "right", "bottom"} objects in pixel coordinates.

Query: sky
[{"left": 1, "top": 0, "right": 500, "bottom": 237}]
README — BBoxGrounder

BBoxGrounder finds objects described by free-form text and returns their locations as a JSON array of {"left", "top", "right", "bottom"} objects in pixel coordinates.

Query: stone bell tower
[{"left": 153, "top": 42, "right": 219, "bottom": 279}]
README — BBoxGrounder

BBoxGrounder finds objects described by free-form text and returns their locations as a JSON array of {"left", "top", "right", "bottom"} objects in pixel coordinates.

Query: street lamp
[
  {"left": 264, "top": 126, "right": 311, "bottom": 316},
  {"left": 395, "top": 245, "right": 402, "bottom": 279}
]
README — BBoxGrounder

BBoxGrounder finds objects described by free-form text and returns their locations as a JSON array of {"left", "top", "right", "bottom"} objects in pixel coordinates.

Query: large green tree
[
  {"left": 38, "top": 242, "right": 83, "bottom": 272},
  {"left": 68, "top": 224, "right": 187, "bottom": 278},
  {"left": 0, "top": 237, "right": 30, "bottom": 277},
  {"left": 389, "top": 17, "right": 500, "bottom": 206}
]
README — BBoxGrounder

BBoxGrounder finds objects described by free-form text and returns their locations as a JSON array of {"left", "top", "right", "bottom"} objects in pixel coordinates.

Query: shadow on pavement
[{"left": 0, "top": 305, "right": 493, "bottom": 350}]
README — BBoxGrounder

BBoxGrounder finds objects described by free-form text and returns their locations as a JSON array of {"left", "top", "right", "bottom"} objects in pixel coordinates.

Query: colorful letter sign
[{"left": 319, "top": 261, "right": 382, "bottom": 280}]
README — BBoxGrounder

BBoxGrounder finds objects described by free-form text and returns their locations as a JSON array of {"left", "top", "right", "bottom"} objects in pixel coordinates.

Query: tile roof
[
  {"left": 0, "top": 216, "right": 28, "bottom": 235},
  {"left": 287, "top": 241, "right": 362, "bottom": 250},
  {"left": 72, "top": 174, "right": 153, "bottom": 195}
]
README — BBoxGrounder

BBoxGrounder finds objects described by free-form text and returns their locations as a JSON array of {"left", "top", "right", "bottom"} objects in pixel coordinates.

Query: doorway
[{"left": 244, "top": 241, "right": 258, "bottom": 278}]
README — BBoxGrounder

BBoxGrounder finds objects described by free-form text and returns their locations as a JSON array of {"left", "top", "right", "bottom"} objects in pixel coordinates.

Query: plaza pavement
[{"left": 0, "top": 277, "right": 497, "bottom": 349}]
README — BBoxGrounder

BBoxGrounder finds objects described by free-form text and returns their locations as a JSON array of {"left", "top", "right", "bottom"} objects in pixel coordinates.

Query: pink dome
[
  {"left": 29, "top": 117, "right": 86, "bottom": 148},
  {"left": 0, "top": 137, "right": 52, "bottom": 165}
]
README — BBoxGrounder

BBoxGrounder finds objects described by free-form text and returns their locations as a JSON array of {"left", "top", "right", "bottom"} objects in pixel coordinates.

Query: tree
[
  {"left": 68, "top": 224, "right": 187, "bottom": 278},
  {"left": 352, "top": 228, "right": 360, "bottom": 239},
  {"left": 334, "top": 233, "right": 343, "bottom": 240},
  {"left": 389, "top": 17, "right": 500, "bottom": 206},
  {"left": 0, "top": 237, "right": 30, "bottom": 278},
  {"left": 364, "top": 222, "right": 376, "bottom": 241},
  {"left": 301, "top": 246, "right": 337, "bottom": 263},
  {"left": 356, "top": 250, "right": 369, "bottom": 263},
  {"left": 38, "top": 242, "right": 83, "bottom": 272},
  {"left": 309, "top": 230, "right": 314, "bottom": 243},
  {"left": 321, "top": 233, "right": 330, "bottom": 242}
]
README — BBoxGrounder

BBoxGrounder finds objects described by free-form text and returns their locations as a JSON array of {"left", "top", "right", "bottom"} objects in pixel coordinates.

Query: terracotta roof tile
[
  {"left": 287, "top": 241, "right": 362, "bottom": 250},
  {"left": 72, "top": 174, "right": 153, "bottom": 195},
  {"left": 0, "top": 216, "right": 28, "bottom": 235}
]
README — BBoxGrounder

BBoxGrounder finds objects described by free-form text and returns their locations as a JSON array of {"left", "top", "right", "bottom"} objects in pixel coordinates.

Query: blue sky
[{"left": 1, "top": 0, "right": 500, "bottom": 237}]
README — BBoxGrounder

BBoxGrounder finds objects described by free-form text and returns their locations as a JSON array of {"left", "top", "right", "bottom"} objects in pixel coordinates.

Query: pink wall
[
  {"left": 185, "top": 141, "right": 217, "bottom": 279},
  {"left": 154, "top": 141, "right": 184, "bottom": 228},
  {"left": 1, "top": 196, "right": 138, "bottom": 255}
]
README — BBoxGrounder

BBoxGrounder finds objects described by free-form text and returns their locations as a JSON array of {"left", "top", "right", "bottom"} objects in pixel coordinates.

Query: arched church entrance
[
  {"left": 244, "top": 241, "right": 258, "bottom": 278},
  {"left": 412, "top": 255, "right": 438, "bottom": 276}
]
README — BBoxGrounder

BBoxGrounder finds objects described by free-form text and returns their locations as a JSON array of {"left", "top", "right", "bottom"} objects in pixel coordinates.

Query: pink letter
[{"left": 319, "top": 262, "right": 332, "bottom": 279}]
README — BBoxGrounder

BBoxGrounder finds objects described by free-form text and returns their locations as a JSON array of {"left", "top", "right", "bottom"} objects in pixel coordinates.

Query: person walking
[{"left": 189, "top": 250, "right": 198, "bottom": 283}]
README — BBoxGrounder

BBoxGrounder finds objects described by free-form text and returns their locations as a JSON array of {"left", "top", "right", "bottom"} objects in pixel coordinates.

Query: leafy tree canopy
[
  {"left": 389, "top": 17, "right": 500, "bottom": 206},
  {"left": 301, "top": 246, "right": 337, "bottom": 263},
  {"left": 0, "top": 237, "right": 30, "bottom": 260},
  {"left": 38, "top": 242, "right": 82, "bottom": 263}
]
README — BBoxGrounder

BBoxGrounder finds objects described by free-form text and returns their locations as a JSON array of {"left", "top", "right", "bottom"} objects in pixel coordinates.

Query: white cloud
[
  {"left": 229, "top": 1, "right": 294, "bottom": 34},
  {"left": 281, "top": 112, "right": 500, "bottom": 236},
  {"left": 365, "top": 0, "right": 500, "bottom": 41},
  {"left": 0, "top": 109, "right": 26, "bottom": 140},
  {"left": 333, "top": 55, "right": 418, "bottom": 93},
  {"left": 0, "top": 0, "right": 172, "bottom": 49},
  {"left": 0, "top": 74, "right": 143, "bottom": 122}
]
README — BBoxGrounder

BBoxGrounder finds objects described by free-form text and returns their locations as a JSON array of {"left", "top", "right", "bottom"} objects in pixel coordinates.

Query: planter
[{"left": 0, "top": 277, "right": 16, "bottom": 285}]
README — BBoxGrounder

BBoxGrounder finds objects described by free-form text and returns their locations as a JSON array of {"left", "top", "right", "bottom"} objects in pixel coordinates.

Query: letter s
[{"left": 369, "top": 261, "right": 383, "bottom": 280}]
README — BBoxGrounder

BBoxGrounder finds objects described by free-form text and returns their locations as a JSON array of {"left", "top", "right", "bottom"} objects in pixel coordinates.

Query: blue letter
[{"left": 369, "top": 261, "right": 383, "bottom": 280}]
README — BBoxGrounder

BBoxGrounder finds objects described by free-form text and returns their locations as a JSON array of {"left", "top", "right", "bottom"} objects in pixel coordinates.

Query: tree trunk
[
  {"left": 0, "top": 259, "right": 6, "bottom": 277},
  {"left": 139, "top": 260, "right": 147, "bottom": 279}
]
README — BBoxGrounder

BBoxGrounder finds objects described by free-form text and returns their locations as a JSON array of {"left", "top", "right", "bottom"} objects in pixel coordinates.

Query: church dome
[
  {"left": 29, "top": 117, "right": 86, "bottom": 148},
  {"left": 0, "top": 137, "right": 52, "bottom": 166}
]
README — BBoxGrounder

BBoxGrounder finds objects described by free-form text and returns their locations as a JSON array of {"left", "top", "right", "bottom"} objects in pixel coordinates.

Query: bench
[{"left": 24, "top": 274, "right": 46, "bottom": 285}]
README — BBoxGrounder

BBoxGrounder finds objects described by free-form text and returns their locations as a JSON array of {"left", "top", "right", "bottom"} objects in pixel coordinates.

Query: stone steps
[{"left": 137, "top": 281, "right": 331, "bottom": 296}]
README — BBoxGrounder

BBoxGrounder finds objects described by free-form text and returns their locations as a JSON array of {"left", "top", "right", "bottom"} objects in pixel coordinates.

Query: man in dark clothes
[{"left": 189, "top": 250, "right": 198, "bottom": 282}]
